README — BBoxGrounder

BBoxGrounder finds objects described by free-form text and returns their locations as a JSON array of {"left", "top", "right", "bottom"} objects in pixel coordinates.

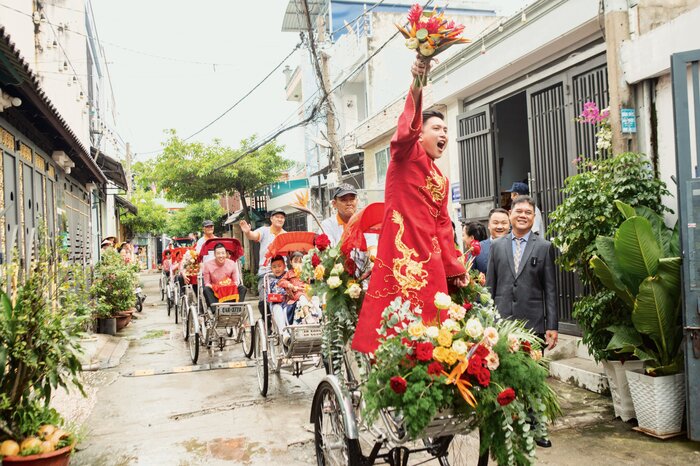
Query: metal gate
[
  {"left": 672, "top": 49, "right": 700, "bottom": 441},
  {"left": 2, "top": 150, "right": 19, "bottom": 262},
  {"left": 456, "top": 105, "right": 495, "bottom": 221}
]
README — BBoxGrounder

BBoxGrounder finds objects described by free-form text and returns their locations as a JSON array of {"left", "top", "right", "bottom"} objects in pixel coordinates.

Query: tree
[
  {"left": 152, "top": 131, "right": 293, "bottom": 221},
  {"left": 120, "top": 189, "right": 169, "bottom": 235},
  {"left": 167, "top": 200, "right": 226, "bottom": 237},
  {"left": 131, "top": 159, "right": 158, "bottom": 192}
]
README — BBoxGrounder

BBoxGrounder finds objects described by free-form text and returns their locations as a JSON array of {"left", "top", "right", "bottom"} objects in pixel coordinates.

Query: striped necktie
[{"left": 513, "top": 237, "right": 525, "bottom": 273}]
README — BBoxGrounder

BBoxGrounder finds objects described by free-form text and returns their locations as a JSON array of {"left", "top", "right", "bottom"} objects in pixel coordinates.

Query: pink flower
[{"left": 407, "top": 3, "right": 423, "bottom": 24}]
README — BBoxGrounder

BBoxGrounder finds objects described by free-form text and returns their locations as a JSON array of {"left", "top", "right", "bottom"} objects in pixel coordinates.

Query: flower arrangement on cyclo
[
  {"left": 300, "top": 233, "right": 366, "bottom": 375},
  {"left": 363, "top": 243, "right": 561, "bottom": 465}
]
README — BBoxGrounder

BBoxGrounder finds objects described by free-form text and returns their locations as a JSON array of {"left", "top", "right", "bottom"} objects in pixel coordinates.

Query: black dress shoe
[{"left": 535, "top": 438, "right": 552, "bottom": 448}]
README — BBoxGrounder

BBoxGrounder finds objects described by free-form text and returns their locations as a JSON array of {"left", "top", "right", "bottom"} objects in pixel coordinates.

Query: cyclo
[
  {"left": 159, "top": 236, "right": 195, "bottom": 302},
  {"left": 254, "top": 232, "right": 324, "bottom": 397},
  {"left": 181, "top": 238, "right": 255, "bottom": 364},
  {"left": 164, "top": 247, "right": 191, "bottom": 322},
  {"left": 309, "top": 204, "right": 488, "bottom": 466}
]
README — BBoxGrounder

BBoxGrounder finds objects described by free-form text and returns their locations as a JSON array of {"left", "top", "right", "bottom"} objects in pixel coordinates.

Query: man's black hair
[
  {"left": 511, "top": 195, "right": 536, "bottom": 211},
  {"left": 488, "top": 207, "right": 509, "bottom": 219},
  {"left": 422, "top": 109, "right": 444, "bottom": 124},
  {"left": 164, "top": 250, "right": 171, "bottom": 256},
  {"left": 214, "top": 242, "right": 227, "bottom": 251},
  {"left": 463, "top": 221, "right": 488, "bottom": 242}
]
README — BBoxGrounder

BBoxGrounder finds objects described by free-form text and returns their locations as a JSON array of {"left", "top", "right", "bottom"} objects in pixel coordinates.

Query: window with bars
[{"left": 374, "top": 146, "right": 389, "bottom": 185}]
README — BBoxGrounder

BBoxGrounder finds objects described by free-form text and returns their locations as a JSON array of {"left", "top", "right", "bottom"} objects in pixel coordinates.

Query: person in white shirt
[
  {"left": 240, "top": 210, "right": 287, "bottom": 311},
  {"left": 195, "top": 220, "right": 217, "bottom": 262}
]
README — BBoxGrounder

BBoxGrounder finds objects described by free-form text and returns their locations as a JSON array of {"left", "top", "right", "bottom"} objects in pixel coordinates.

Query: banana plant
[{"left": 590, "top": 201, "right": 683, "bottom": 376}]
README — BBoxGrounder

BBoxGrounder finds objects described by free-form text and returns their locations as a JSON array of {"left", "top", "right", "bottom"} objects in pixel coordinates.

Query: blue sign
[
  {"left": 451, "top": 183, "right": 461, "bottom": 202},
  {"left": 621, "top": 108, "right": 636, "bottom": 133}
]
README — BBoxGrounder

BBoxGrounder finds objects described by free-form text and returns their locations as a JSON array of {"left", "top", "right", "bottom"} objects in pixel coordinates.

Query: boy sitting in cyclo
[
  {"left": 202, "top": 243, "right": 240, "bottom": 313},
  {"left": 277, "top": 252, "right": 322, "bottom": 326}
]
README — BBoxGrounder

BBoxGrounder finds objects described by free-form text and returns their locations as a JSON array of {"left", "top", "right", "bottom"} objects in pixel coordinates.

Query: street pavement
[{"left": 56, "top": 272, "right": 700, "bottom": 465}]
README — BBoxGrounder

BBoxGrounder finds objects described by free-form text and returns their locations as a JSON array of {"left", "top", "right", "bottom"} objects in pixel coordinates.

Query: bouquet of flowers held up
[
  {"left": 397, "top": 3, "right": 470, "bottom": 87},
  {"left": 364, "top": 289, "right": 561, "bottom": 464}
]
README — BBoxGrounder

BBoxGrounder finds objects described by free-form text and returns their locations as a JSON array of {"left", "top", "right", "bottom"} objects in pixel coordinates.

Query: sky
[
  {"left": 90, "top": 0, "right": 532, "bottom": 166},
  {"left": 91, "top": 0, "right": 305, "bottom": 164}
]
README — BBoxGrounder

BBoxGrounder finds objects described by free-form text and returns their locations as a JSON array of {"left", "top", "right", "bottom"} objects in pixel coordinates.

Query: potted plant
[
  {"left": 590, "top": 201, "right": 684, "bottom": 436},
  {"left": 91, "top": 250, "right": 137, "bottom": 332},
  {"left": 0, "top": 239, "right": 89, "bottom": 463}
]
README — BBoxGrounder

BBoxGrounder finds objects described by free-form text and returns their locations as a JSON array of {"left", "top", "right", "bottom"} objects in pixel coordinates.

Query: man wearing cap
[
  {"left": 507, "top": 182, "right": 542, "bottom": 235},
  {"left": 320, "top": 184, "right": 361, "bottom": 246},
  {"left": 195, "top": 220, "right": 217, "bottom": 261},
  {"left": 240, "top": 210, "right": 287, "bottom": 304}
]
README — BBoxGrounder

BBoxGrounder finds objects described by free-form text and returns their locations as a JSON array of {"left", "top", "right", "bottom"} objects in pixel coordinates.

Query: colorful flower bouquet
[
  {"left": 397, "top": 3, "right": 471, "bottom": 87},
  {"left": 363, "top": 290, "right": 560, "bottom": 464}
]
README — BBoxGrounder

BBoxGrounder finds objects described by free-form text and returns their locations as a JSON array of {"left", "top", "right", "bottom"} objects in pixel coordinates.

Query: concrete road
[
  {"left": 68, "top": 272, "right": 700, "bottom": 465},
  {"left": 72, "top": 272, "right": 324, "bottom": 466}
]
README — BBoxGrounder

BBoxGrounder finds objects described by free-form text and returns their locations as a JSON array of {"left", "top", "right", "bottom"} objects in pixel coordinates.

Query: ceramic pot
[
  {"left": 626, "top": 370, "right": 685, "bottom": 436},
  {"left": 2, "top": 445, "right": 71, "bottom": 466},
  {"left": 602, "top": 359, "right": 645, "bottom": 421}
]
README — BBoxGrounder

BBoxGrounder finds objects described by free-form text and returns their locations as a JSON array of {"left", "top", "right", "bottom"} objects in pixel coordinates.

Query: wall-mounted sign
[
  {"left": 621, "top": 108, "right": 637, "bottom": 133},
  {"left": 451, "top": 183, "right": 461, "bottom": 202}
]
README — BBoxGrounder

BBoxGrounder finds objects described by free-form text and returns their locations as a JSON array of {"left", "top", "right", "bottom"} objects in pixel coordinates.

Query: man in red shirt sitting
[{"left": 201, "top": 243, "right": 240, "bottom": 312}]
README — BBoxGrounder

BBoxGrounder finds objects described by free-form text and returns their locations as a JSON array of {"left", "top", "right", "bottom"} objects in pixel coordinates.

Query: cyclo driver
[{"left": 201, "top": 243, "right": 240, "bottom": 313}]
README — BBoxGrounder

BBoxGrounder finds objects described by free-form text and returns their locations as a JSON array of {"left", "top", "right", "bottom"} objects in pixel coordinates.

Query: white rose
[
  {"left": 425, "top": 326, "right": 439, "bottom": 339},
  {"left": 442, "top": 318, "right": 459, "bottom": 332},
  {"left": 483, "top": 327, "right": 499, "bottom": 347},
  {"left": 434, "top": 292, "right": 452, "bottom": 310},
  {"left": 331, "top": 263, "right": 345, "bottom": 276},
  {"left": 345, "top": 283, "right": 362, "bottom": 299},
  {"left": 448, "top": 304, "right": 466, "bottom": 321},
  {"left": 327, "top": 276, "right": 342, "bottom": 289},
  {"left": 507, "top": 334, "right": 520, "bottom": 353},
  {"left": 465, "top": 318, "right": 483, "bottom": 339},
  {"left": 452, "top": 339, "right": 468, "bottom": 355}
]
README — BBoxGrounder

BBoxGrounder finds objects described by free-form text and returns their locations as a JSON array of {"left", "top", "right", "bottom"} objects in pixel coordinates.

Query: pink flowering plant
[
  {"left": 577, "top": 100, "right": 612, "bottom": 158},
  {"left": 364, "top": 287, "right": 560, "bottom": 464}
]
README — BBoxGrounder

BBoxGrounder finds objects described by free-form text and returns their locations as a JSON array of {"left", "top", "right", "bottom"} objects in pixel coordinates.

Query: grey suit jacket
[{"left": 485, "top": 232, "right": 558, "bottom": 334}]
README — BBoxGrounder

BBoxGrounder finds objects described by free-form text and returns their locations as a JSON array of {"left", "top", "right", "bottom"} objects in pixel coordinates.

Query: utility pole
[
  {"left": 125, "top": 142, "right": 133, "bottom": 200},
  {"left": 301, "top": 0, "right": 343, "bottom": 185}
]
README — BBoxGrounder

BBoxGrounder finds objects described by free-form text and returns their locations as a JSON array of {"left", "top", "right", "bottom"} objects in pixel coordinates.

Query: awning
[
  {"left": 0, "top": 27, "right": 106, "bottom": 186},
  {"left": 281, "top": 0, "right": 327, "bottom": 32},
  {"left": 224, "top": 208, "right": 264, "bottom": 225},
  {"left": 311, "top": 152, "right": 364, "bottom": 177},
  {"left": 115, "top": 195, "right": 137, "bottom": 214},
  {"left": 93, "top": 148, "right": 128, "bottom": 190}
]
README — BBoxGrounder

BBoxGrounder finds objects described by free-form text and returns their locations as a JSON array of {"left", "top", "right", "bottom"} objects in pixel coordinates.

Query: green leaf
[
  {"left": 670, "top": 220, "right": 680, "bottom": 257},
  {"left": 614, "top": 200, "right": 636, "bottom": 219},
  {"left": 615, "top": 217, "right": 661, "bottom": 293},
  {"left": 590, "top": 256, "right": 634, "bottom": 309},
  {"left": 657, "top": 257, "right": 681, "bottom": 294},
  {"left": 605, "top": 325, "right": 642, "bottom": 352},
  {"left": 633, "top": 277, "right": 678, "bottom": 361}
]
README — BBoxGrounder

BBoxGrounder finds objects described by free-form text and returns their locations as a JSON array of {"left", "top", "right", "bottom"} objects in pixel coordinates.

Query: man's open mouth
[{"left": 437, "top": 141, "right": 446, "bottom": 150}]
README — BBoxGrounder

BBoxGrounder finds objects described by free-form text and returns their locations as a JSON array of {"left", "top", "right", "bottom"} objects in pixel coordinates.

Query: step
[{"left": 549, "top": 357, "right": 610, "bottom": 395}]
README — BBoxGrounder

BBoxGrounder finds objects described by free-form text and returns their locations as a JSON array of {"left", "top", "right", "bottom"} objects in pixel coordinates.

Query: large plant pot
[
  {"left": 626, "top": 370, "right": 685, "bottom": 436},
  {"left": 115, "top": 313, "right": 132, "bottom": 331},
  {"left": 2, "top": 445, "right": 72, "bottom": 466},
  {"left": 602, "top": 360, "right": 645, "bottom": 421},
  {"left": 97, "top": 317, "right": 116, "bottom": 335}
]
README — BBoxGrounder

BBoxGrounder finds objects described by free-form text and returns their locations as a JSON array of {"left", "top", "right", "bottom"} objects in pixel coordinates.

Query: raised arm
[
  {"left": 239, "top": 220, "right": 261, "bottom": 242},
  {"left": 390, "top": 57, "right": 432, "bottom": 161}
]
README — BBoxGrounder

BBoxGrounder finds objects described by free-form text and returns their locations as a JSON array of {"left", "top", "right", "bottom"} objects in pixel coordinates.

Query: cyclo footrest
[{"left": 211, "top": 303, "right": 244, "bottom": 328}]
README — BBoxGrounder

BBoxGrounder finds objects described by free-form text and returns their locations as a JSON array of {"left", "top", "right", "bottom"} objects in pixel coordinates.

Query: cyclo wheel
[
  {"left": 241, "top": 306, "right": 254, "bottom": 359},
  {"left": 187, "top": 308, "right": 199, "bottom": 364},
  {"left": 174, "top": 290, "right": 179, "bottom": 324},
  {"left": 181, "top": 295, "right": 190, "bottom": 341},
  {"left": 160, "top": 277, "right": 165, "bottom": 301},
  {"left": 268, "top": 318, "right": 282, "bottom": 374},
  {"left": 313, "top": 380, "right": 362, "bottom": 466},
  {"left": 254, "top": 320, "right": 268, "bottom": 397},
  {"left": 166, "top": 288, "right": 172, "bottom": 316}
]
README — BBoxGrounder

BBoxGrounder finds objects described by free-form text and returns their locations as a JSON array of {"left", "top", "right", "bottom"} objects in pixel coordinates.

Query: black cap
[
  {"left": 202, "top": 220, "right": 214, "bottom": 227},
  {"left": 269, "top": 209, "right": 286, "bottom": 217},
  {"left": 506, "top": 182, "right": 529, "bottom": 195},
  {"left": 333, "top": 183, "right": 358, "bottom": 199}
]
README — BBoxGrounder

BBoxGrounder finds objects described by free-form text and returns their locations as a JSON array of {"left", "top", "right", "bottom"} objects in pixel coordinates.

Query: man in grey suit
[
  {"left": 473, "top": 208, "right": 510, "bottom": 274},
  {"left": 485, "top": 196, "right": 559, "bottom": 348},
  {"left": 486, "top": 195, "right": 559, "bottom": 448}
]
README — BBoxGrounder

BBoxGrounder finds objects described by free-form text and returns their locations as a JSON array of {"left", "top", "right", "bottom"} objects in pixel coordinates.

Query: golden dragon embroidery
[{"left": 391, "top": 210, "right": 430, "bottom": 296}]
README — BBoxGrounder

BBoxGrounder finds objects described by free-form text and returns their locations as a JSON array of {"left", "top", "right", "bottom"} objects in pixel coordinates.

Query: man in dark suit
[
  {"left": 474, "top": 208, "right": 510, "bottom": 274},
  {"left": 485, "top": 195, "right": 559, "bottom": 448}
]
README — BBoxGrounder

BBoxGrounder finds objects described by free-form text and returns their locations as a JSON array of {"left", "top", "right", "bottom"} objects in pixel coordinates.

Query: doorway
[{"left": 493, "top": 92, "right": 531, "bottom": 209}]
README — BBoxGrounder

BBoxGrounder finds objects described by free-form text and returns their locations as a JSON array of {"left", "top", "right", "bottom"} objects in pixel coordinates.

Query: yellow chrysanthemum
[
  {"left": 314, "top": 265, "right": 325, "bottom": 280},
  {"left": 437, "top": 327, "right": 453, "bottom": 348}
]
